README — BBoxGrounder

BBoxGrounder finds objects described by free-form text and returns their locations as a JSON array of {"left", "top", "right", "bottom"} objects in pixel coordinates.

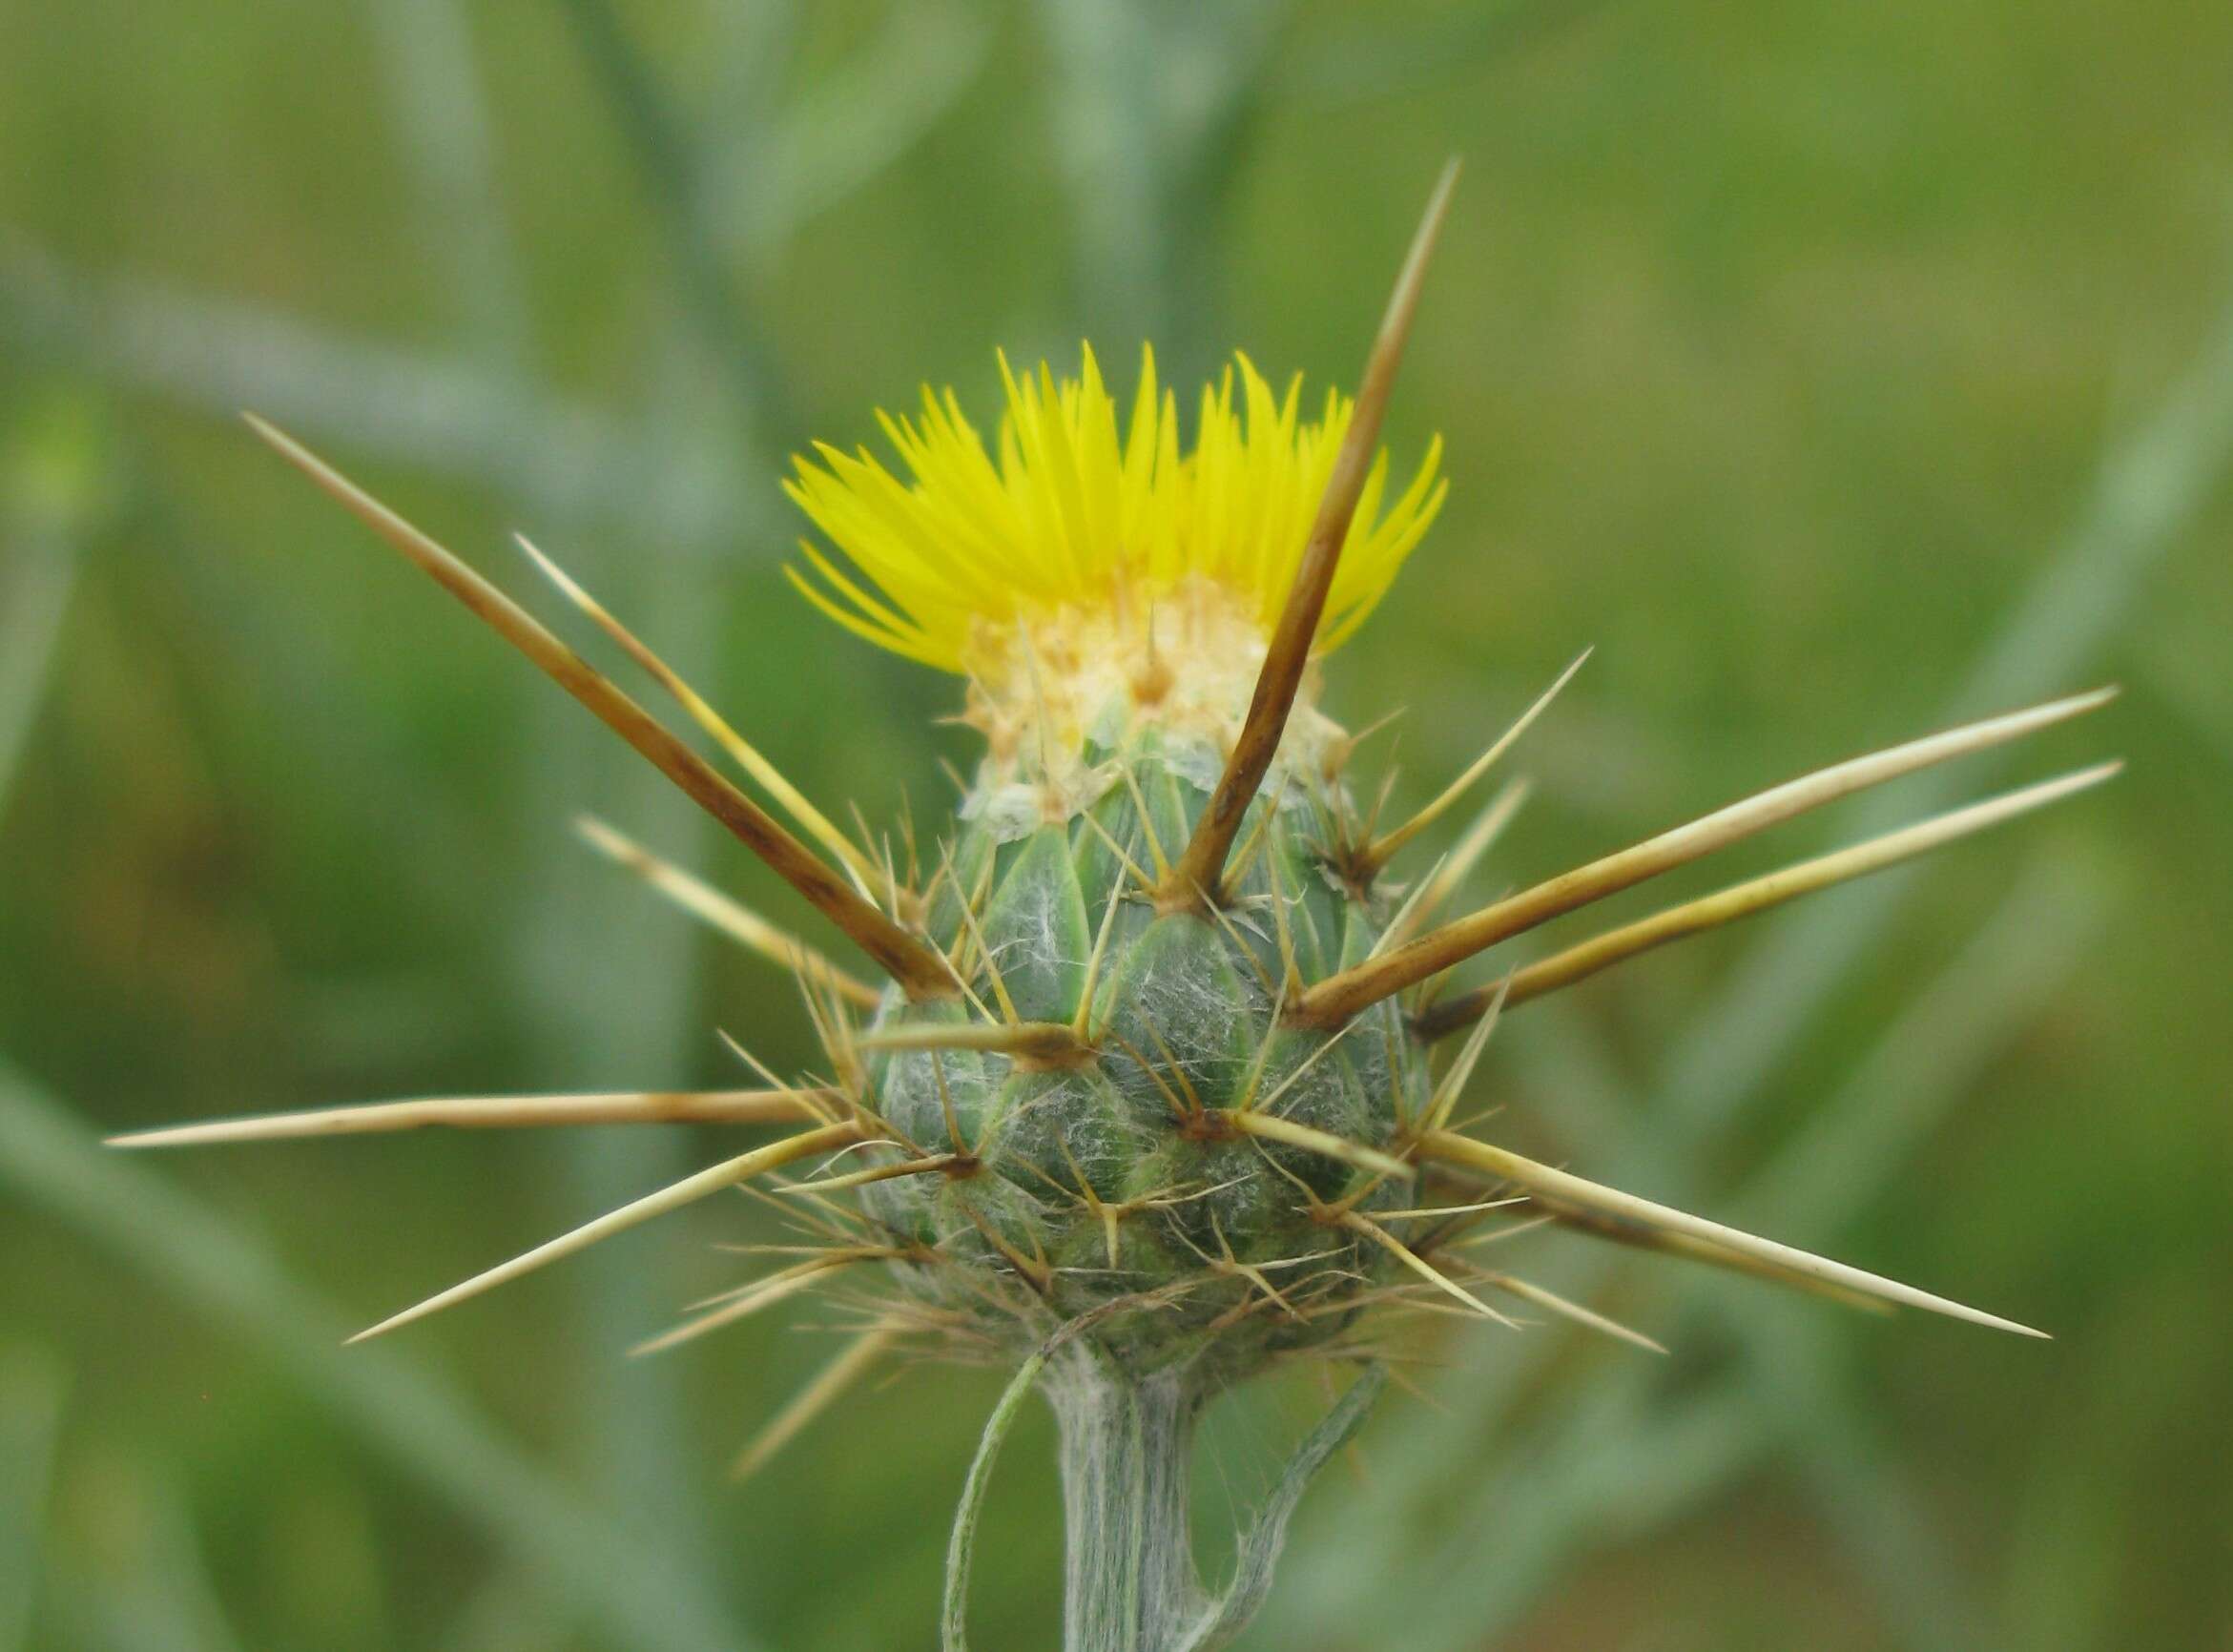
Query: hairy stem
[{"left": 1046, "top": 1358, "right": 1208, "bottom": 1652}]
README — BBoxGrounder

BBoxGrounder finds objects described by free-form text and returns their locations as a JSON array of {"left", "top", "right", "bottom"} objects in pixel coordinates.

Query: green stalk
[
  {"left": 943, "top": 1332, "right": 1384, "bottom": 1652},
  {"left": 1045, "top": 1358, "right": 1208, "bottom": 1652}
]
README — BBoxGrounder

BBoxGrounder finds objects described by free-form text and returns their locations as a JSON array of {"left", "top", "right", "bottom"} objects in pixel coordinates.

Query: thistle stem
[{"left": 1045, "top": 1359, "right": 1207, "bottom": 1652}]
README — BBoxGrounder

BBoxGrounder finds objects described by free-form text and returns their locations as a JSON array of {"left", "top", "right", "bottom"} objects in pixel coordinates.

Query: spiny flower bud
[
  {"left": 121, "top": 166, "right": 2113, "bottom": 1647},
  {"left": 779, "top": 343, "right": 1455, "bottom": 1377}
]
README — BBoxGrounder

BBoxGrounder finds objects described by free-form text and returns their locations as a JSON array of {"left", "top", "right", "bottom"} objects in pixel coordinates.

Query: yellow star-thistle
[{"left": 143, "top": 166, "right": 2114, "bottom": 1651}]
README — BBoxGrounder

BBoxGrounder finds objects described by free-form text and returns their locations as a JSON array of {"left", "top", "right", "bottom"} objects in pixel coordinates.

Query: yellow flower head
[{"left": 784, "top": 344, "right": 1446, "bottom": 676}]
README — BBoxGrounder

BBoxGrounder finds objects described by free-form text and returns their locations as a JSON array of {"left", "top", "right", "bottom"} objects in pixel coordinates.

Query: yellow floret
[{"left": 784, "top": 345, "right": 1445, "bottom": 674}]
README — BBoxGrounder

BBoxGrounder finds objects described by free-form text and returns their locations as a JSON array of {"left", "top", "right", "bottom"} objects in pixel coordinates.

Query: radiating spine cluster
[{"left": 118, "top": 160, "right": 2116, "bottom": 1648}]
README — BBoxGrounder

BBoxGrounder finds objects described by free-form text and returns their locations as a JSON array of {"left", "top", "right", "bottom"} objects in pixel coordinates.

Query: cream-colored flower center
[{"left": 958, "top": 574, "right": 1349, "bottom": 839}]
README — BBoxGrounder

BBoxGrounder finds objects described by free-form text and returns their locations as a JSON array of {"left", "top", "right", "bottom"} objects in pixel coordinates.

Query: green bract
[{"left": 861, "top": 733, "right": 1427, "bottom": 1379}]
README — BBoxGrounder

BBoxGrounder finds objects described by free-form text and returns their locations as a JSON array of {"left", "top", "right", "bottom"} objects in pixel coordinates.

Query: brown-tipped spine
[
  {"left": 244, "top": 415, "right": 956, "bottom": 1002},
  {"left": 1160, "top": 158, "right": 1459, "bottom": 913}
]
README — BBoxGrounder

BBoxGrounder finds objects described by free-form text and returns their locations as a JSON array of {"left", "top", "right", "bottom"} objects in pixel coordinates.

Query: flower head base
[{"left": 784, "top": 345, "right": 1446, "bottom": 679}]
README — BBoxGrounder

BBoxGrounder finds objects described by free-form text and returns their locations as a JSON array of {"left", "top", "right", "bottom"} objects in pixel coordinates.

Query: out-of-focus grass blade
[
  {"left": 437, "top": 1566, "right": 571, "bottom": 1652},
  {"left": 551, "top": 0, "right": 793, "bottom": 428},
  {"left": 0, "top": 238, "right": 704, "bottom": 531},
  {"left": 1280, "top": 0, "right": 1623, "bottom": 108},
  {"left": 363, "top": 0, "right": 531, "bottom": 368},
  {"left": 0, "top": 539, "right": 76, "bottom": 810},
  {"left": 1739, "top": 862, "right": 2107, "bottom": 1232},
  {"left": 1494, "top": 994, "right": 1638, "bottom": 1159},
  {"left": 1749, "top": 1314, "right": 1984, "bottom": 1652},
  {"left": 1996, "top": 1333, "right": 2153, "bottom": 1652},
  {"left": 59, "top": 1456, "right": 249, "bottom": 1652},
  {"left": 1035, "top": 0, "right": 1285, "bottom": 356},
  {"left": 150, "top": 502, "right": 495, "bottom": 916},
  {"left": 1, "top": 391, "right": 94, "bottom": 805},
  {"left": 1658, "top": 297, "right": 2233, "bottom": 1141},
  {"left": 0, "top": 1061, "right": 756, "bottom": 1652},
  {"left": 2141, "top": 644, "right": 2233, "bottom": 773},
  {"left": 745, "top": 2, "right": 991, "bottom": 249},
  {"left": 1390, "top": 1381, "right": 1761, "bottom": 1649},
  {"left": 0, "top": 1347, "right": 68, "bottom": 1652}
]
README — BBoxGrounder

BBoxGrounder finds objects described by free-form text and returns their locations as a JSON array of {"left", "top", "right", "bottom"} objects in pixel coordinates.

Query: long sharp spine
[
  {"left": 345, "top": 1120, "right": 863, "bottom": 1343},
  {"left": 515, "top": 533, "right": 882, "bottom": 891},
  {"left": 1419, "top": 1130, "right": 2048, "bottom": 1337},
  {"left": 1414, "top": 760, "right": 2122, "bottom": 1041},
  {"left": 1293, "top": 686, "right": 2118, "bottom": 1028},
  {"left": 244, "top": 415, "right": 956, "bottom": 1002},
  {"left": 575, "top": 816, "right": 882, "bottom": 1009},
  {"left": 732, "top": 1328, "right": 898, "bottom": 1480},
  {"left": 1162, "top": 158, "right": 1459, "bottom": 913},
  {"left": 107, "top": 1088, "right": 828, "bottom": 1147}
]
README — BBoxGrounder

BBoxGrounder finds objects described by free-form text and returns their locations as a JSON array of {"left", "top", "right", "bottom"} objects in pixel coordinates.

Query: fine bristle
[
  {"left": 1359, "top": 649, "right": 1588, "bottom": 878},
  {"left": 1221, "top": 1109, "right": 1416, "bottom": 1182},
  {"left": 1339, "top": 1208, "right": 1520, "bottom": 1329},
  {"left": 1292, "top": 686, "right": 2118, "bottom": 1027},
  {"left": 775, "top": 1155, "right": 961, "bottom": 1194},
  {"left": 732, "top": 1328, "right": 898, "bottom": 1480},
  {"left": 1419, "top": 1131, "right": 2048, "bottom": 1337},
  {"left": 1164, "top": 158, "right": 1459, "bottom": 912},
  {"left": 1415, "top": 760, "right": 2122, "bottom": 1041},
  {"left": 107, "top": 1088, "right": 825, "bottom": 1147},
  {"left": 1382, "top": 778, "right": 1531, "bottom": 950},
  {"left": 345, "top": 1121, "right": 864, "bottom": 1343},
  {"left": 516, "top": 534, "right": 882, "bottom": 890},
  {"left": 1071, "top": 875, "right": 1129, "bottom": 1042},
  {"left": 574, "top": 816, "right": 882, "bottom": 1010},
  {"left": 631, "top": 1249, "right": 883, "bottom": 1358},
  {"left": 243, "top": 415, "right": 956, "bottom": 1002},
  {"left": 941, "top": 841, "right": 1023, "bottom": 1023},
  {"left": 1480, "top": 1272, "right": 1666, "bottom": 1355},
  {"left": 1414, "top": 976, "right": 1506, "bottom": 1136}
]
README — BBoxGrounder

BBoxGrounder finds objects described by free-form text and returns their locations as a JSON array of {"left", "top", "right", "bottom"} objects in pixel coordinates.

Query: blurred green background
[{"left": 4, "top": 1, "right": 2229, "bottom": 1647}]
